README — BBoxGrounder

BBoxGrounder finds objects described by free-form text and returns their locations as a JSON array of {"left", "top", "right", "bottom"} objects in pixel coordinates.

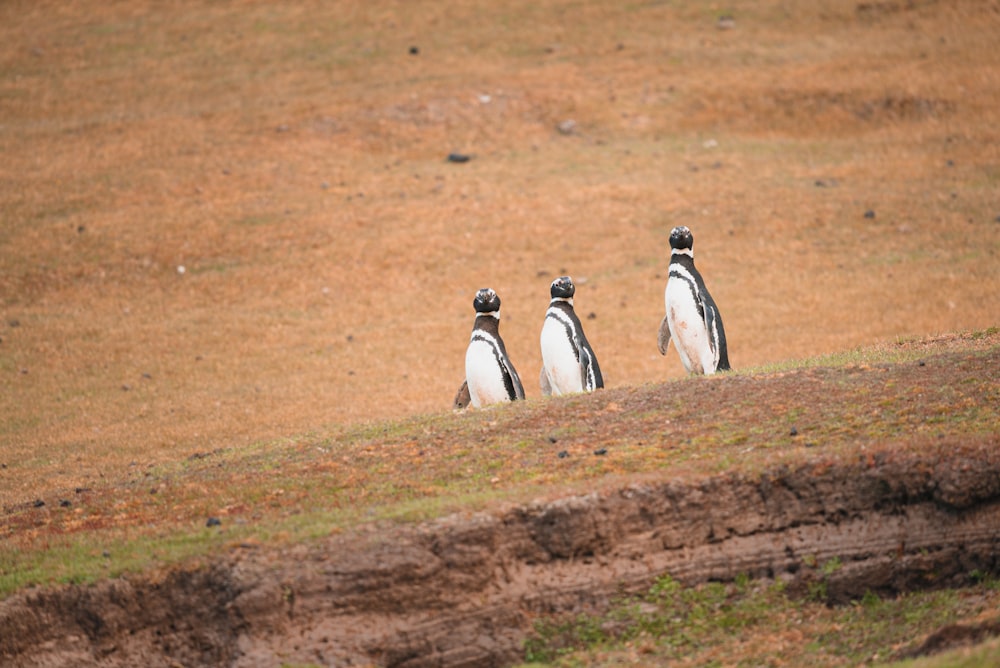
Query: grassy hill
[
  {"left": 2, "top": 331, "right": 999, "bottom": 666},
  {"left": 2, "top": 329, "right": 996, "bottom": 596},
  {"left": 2, "top": 0, "right": 999, "bottom": 664}
]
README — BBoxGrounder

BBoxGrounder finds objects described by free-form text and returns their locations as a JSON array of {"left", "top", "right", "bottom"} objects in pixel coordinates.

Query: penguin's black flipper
[
  {"left": 578, "top": 334, "right": 604, "bottom": 391},
  {"left": 579, "top": 346, "right": 598, "bottom": 391},
  {"left": 701, "top": 295, "right": 731, "bottom": 372},
  {"left": 507, "top": 361, "right": 526, "bottom": 401},
  {"left": 453, "top": 379, "right": 471, "bottom": 410},
  {"left": 657, "top": 313, "right": 672, "bottom": 355},
  {"left": 704, "top": 303, "right": 731, "bottom": 372},
  {"left": 703, "top": 304, "right": 719, "bottom": 358}
]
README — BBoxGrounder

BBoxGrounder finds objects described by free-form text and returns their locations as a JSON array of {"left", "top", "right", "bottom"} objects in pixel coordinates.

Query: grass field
[{"left": 2, "top": 0, "right": 999, "bottom": 665}]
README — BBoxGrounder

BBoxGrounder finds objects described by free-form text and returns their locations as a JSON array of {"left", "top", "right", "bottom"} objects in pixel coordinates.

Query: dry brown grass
[{"left": 2, "top": 0, "right": 999, "bottom": 523}]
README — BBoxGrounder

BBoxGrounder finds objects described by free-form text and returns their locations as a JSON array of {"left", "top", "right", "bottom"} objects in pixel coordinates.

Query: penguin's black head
[
  {"left": 473, "top": 288, "right": 501, "bottom": 314},
  {"left": 550, "top": 276, "right": 575, "bottom": 300},
  {"left": 669, "top": 226, "right": 694, "bottom": 251}
]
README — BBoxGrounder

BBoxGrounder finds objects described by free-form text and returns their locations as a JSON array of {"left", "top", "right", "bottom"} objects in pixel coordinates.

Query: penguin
[
  {"left": 459, "top": 288, "right": 525, "bottom": 408},
  {"left": 657, "top": 226, "right": 731, "bottom": 374},
  {"left": 540, "top": 276, "right": 604, "bottom": 396}
]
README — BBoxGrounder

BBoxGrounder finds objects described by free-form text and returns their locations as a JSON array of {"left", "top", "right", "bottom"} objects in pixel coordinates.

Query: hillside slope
[{"left": 2, "top": 334, "right": 998, "bottom": 667}]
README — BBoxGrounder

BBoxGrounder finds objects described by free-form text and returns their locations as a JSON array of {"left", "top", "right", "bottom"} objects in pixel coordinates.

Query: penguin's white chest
[
  {"left": 665, "top": 280, "right": 710, "bottom": 375},
  {"left": 465, "top": 335, "right": 512, "bottom": 407},
  {"left": 540, "top": 314, "right": 583, "bottom": 395}
]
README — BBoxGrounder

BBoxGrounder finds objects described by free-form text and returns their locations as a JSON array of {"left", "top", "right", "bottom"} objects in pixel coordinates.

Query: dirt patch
[
  {"left": 895, "top": 620, "right": 1000, "bottom": 661},
  {"left": 3, "top": 439, "right": 999, "bottom": 667}
]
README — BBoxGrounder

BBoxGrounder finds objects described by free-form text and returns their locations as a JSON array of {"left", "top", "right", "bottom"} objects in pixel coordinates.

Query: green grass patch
[{"left": 519, "top": 574, "right": 1000, "bottom": 667}]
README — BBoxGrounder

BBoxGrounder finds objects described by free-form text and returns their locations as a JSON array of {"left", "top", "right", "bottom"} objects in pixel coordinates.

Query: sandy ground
[{"left": 1, "top": 0, "right": 998, "bottom": 545}]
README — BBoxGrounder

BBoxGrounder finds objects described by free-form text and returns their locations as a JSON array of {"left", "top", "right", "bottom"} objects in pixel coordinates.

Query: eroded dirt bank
[{"left": 3, "top": 439, "right": 999, "bottom": 668}]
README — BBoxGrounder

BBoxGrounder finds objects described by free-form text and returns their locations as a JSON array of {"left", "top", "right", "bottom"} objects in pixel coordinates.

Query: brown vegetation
[{"left": 2, "top": 0, "right": 999, "bottom": 665}]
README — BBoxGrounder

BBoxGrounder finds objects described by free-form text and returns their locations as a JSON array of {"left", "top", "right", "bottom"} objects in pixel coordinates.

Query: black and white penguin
[
  {"left": 657, "top": 226, "right": 731, "bottom": 374},
  {"left": 540, "top": 276, "right": 604, "bottom": 396},
  {"left": 458, "top": 288, "right": 525, "bottom": 408}
]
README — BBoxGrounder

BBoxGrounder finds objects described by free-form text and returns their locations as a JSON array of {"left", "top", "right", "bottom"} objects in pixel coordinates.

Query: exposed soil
[{"left": 3, "top": 444, "right": 999, "bottom": 667}]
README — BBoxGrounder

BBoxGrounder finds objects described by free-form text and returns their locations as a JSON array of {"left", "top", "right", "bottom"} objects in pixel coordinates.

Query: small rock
[
  {"left": 409, "top": 46, "right": 419, "bottom": 55},
  {"left": 33, "top": 499, "right": 45, "bottom": 508},
  {"left": 446, "top": 152, "right": 471, "bottom": 163},
  {"left": 102, "top": 551, "right": 111, "bottom": 558},
  {"left": 557, "top": 119, "right": 577, "bottom": 135},
  {"left": 789, "top": 426, "right": 799, "bottom": 437},
  {"left": 206, "top": 517, "right": 222, "bottom": 528},
  {"left": 557, "top": 450, "right": 569, "bottom": 459},
  {"left": 59, "top": 499, "right": 72, "bottom": 508},
  {"left": 593, "top": 448, "right": 608, "bottom": 456},
  {"left": 77, "top": 225, "right": 86, "bottom": 234},
  {"left": 587, "top": 312, "right": 597, "bottom": 320},
  {"left": 547, "top": 435, "right": 558, "bottom": 443},
  {"left": 717, "top": 15, "right": 736, "bottom": 29},
  {"left": 919, "top": 360, "right": 926, "bottom": 367},
  {"left": 8, "top": 319, "right": 19, "bottom": 328},
  {"left": 864, "top": 210, "right": 876, "bottom": 219}
]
